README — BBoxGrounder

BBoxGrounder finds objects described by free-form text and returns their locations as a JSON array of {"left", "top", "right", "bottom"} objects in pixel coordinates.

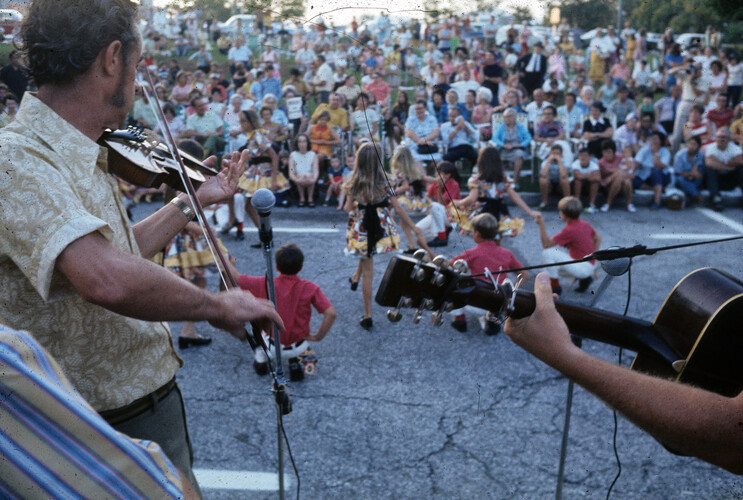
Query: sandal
[
  {"left": 308, "top": 202, "right": 316, "bottom": 208},
  {"left": 298, "top": 201, "right": 305, "bottom": 207}
]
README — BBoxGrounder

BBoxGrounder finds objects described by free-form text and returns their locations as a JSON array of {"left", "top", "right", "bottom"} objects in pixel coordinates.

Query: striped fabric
[{"left": 0, "top": 325, "right": 183, "bottom": 499}]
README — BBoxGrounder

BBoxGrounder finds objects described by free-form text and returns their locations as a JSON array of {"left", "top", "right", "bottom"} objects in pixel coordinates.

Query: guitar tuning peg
[
  {"left": 412, "top": 308, "right": 423, "bottom": 324},
  {"left": 452, "top": 259, "right": 469, "bottom": 275},
  {"left": 431, "top": 310, "right": 444, "bottom": 327},
  {"left": 432, "top": 255, "right": 447, "bottom": 267},
  {"left": 413, "top": 249, "right": 427, "bottom": 262},
  {"left": 387, "top": 296, "right": 412, "bottom": 323},
  {"left": 387, "top": 309, "right": 402, "bottom": 322}
]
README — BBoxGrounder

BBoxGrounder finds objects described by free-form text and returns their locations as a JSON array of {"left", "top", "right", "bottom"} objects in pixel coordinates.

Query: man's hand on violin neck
[
  {"left": 194, "top": 150, "right": 248, "bottom": 206},
  {"left": 207, "top": 288, "right": 285, "bottom": 337}
]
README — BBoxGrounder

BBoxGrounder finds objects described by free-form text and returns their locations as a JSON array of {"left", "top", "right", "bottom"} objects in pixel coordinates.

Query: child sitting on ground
[
  {"left": 324, "top": 156, "right": 351, "bottom": 208},
  {"left": 538, "top": 143, "right": 572, "bottom": 209},
  {"left": 534, "top": 196, "right": 602, "bottom": 296},
  {"left": 239, "top": 243, "right": 337, "bottom": 381},
  {"left": 448, "top": 213, "right": 529, "bottom": 334}
]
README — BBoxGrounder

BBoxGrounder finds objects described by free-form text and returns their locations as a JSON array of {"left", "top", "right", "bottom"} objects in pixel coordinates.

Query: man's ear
[{"left": 100, "top": 40, "right": 124, "bottom": 78}]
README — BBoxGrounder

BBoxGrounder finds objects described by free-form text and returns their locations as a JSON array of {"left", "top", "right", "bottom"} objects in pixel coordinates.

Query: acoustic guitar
[{"left": 376, "top": 254, "right": 743, "bottom": 398}]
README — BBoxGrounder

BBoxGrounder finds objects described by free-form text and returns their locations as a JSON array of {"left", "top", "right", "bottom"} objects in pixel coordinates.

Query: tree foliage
[
  {"left": 510, "top": 5, "right": 534, "bottom": 23},
  {"left": 545, "top": 0, "right": 615, "bottom": 30}
]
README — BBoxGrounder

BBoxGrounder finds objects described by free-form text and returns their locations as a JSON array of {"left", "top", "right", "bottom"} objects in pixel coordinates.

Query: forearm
[
  {"left": 550, "top": 347, "right": 743, "bottom": 475},
  {"left": 538, "top": 223, "right": 553, "bottom": 248},
  {"left": 307, "top": 307, "right": 336, "bottom": 341},
  {"left": 131, "top": 194, "right": 193, "bottom": 259}
]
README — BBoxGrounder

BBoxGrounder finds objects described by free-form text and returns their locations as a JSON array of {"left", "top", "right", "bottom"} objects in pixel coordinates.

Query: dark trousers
[
  {"left": 444, "top": 144, "right": 478, "bottom": 163},
  {"left": 705, "top": 167, "right": 743, "bottom": 199},
  {"left": 112, "top": 384, "right": 202, "bottom": 498}
]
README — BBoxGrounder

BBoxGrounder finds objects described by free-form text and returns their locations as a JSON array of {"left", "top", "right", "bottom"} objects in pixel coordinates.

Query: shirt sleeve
[
  {"left": 552, "top": 225, "right": 571, "bottom": 247},
  {"left": 0, "top": 144, "right": 113, "bottom": 301},
  {"left": 0, "top": 327, "right": 183, "bottom": 499},
  {"left": 238, "top": 275, "right": 267, "bottom": 299},
  {"left": 311, "top": 284, "right": 333, "bottom": 314}
]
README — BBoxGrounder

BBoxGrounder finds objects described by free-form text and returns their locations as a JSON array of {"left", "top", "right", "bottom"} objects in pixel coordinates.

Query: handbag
[{"left": 417, "top": 143, "right": 439, "bottom": 154}]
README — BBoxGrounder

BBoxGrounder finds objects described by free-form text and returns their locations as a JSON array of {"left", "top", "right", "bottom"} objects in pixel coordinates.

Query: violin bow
[{"left": 139, "top": 68, "right": 266, "bottom": 352}]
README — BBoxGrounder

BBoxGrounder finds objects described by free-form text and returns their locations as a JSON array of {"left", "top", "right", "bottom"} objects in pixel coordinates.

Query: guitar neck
[{"left": 462, "top": 284, "right": 681, "bottom": 365}]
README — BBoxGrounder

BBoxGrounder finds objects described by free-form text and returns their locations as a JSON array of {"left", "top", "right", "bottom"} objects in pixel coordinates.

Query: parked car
[
  {"left": 675, "top": 33, "right": 706, "bottom": 49},
  {"left": 218, "top": 15, "right": 256, "bottom": 35}
]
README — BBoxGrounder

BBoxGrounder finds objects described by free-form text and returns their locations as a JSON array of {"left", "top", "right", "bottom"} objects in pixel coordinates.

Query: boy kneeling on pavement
[
  {"left": 239, "top": 243, "right": 336, "bottom": 381},
  {"left": 534, "top": 196, "right": 601, "bottom": 296},
  {"left": 448, "top": 213, "right": 529, "bottom": 334}
]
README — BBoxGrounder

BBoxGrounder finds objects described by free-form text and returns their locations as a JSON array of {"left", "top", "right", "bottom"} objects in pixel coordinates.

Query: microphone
[{"left": 251, "top": 188, "right": 276, "bottom": 246}]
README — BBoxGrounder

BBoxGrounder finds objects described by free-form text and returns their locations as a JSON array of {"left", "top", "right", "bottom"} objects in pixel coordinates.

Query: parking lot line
[
  {"left": 696, "top": 208, "right": 743, "bottom": 233},
  {"left": 193, "top": 469, "right": 289, "bottom": 491},
  {"left": 649, "top": 233, "right": 735, "bottom": 240}
]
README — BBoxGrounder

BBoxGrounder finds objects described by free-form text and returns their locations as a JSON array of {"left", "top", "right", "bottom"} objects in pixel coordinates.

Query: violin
[{"left": 101, "top": 126, "right": 219, "bottom": 191}]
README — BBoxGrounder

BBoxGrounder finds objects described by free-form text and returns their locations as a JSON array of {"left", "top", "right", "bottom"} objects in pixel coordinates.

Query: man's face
[
  {"left": 448, "top": 108, "right": 458, "bottom": 123},
  {"left": 688, "top": 139, "right": 700, "bottom": 154},
  {"left": 579, "top": 152, "right": 591, "bottom": 165},
  {"left": 565, "top": 94, "right": 575, "bottom": 107},
  {"left": 542, "top": 108, "right": 554, "bottom": 123},
  {"left": 641, "top": 117, "right": 652, "bottom": 129},
  {"left": 195, "top": 98, "right": 207, "bottom": 116},
  {"left": 330, "top": 94, "right": 340, "bottom": 108},
  {"left": 715, "top": 132, "right": 730, "bottom": 150},
  {"left": 534, "top": 90, "right": 544, "bottom": 103},
  {"left": 717, "top": 95, "right": 727, "bottom": 109},
  {"left": 415, "top": 103, "right": 426, "bottom": 119}
]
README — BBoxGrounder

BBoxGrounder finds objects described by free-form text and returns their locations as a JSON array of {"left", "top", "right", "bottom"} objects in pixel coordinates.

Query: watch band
[{"left": 170, "top": 196, "right": 196, "bottom": 222}]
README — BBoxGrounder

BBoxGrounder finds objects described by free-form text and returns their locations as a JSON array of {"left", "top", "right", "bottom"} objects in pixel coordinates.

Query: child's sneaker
[
  {"left": 288, "top": 357, "right": 304, "bottom": 381},
  {"left": 584, "top": 205, "right": 597, "bottom": 214}
]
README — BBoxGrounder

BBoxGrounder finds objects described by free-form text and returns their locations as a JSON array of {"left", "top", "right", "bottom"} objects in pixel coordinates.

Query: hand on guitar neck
[{"left": 505, "top": 272, "right": 743, "bottom": 476}]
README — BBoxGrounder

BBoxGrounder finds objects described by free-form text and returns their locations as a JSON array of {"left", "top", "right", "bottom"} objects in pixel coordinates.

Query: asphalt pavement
[{"left": 132, "top": 198, "right": 743, "bottom": 499}]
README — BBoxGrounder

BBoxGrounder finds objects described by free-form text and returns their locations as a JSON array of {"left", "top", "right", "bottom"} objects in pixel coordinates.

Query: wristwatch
[{"left": 170, "top": 196, "right": 196, "bottom": 222}]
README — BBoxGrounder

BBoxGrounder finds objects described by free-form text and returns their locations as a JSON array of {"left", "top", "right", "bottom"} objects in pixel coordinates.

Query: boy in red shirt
[
  {"left": 449, "top": 213, "right": 528, "bottom": 334},
  {"left": 239, "top": 243, "right": 336, "bottom": 381},
  {"left": 534, "top": 196, "right": 602, "bottom": 295}
]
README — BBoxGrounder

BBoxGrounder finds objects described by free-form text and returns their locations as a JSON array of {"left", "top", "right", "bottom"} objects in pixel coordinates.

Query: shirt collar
[{"left": 15, "top": 92, "right": 104, "bottom": 175}]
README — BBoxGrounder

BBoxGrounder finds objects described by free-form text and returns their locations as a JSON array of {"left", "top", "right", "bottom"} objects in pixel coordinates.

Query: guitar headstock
[{"left": 376, "top": 252, "right": 512, "bottom": 326}]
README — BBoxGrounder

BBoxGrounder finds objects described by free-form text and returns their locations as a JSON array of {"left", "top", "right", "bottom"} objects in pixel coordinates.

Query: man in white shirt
[
  {"left": 227, "top": 36, "right": 251, "bottom": 74},
  {"left": 526, "top": 89, "right": 548, "bottom": 131},
  {"left": 704, "top": 127, "right": 743, "bottom": 211},
  {"left": 311, "top": 55, "right": 334, "bottom": 104},
  {"left": 483, "top": 16, "right": 497, "bottom": 50},
  {"left": 669, "top": 62, "right": 709, "bottom": 153},
  {"left": 450, "top": 67, "right": 481, "bottom": 102},
  {"left": 440, "top": 107, "right": 478, "bottom": 163},
  {"left": 295, "top": 41, "right": 316, "bottom": 72}
]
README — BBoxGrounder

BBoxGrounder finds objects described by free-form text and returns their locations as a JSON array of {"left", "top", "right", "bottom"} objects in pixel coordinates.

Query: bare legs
[{"left": 354, "top": 257, "right": 374, "bottom": 319}]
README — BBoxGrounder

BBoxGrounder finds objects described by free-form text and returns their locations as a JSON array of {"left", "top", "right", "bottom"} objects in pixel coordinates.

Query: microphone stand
[
  {"left": 251, "top": 189, "right": 291, "bottom": 500},
  {"left": 554, "top": 256, "right": 631, "bottom": 500}
]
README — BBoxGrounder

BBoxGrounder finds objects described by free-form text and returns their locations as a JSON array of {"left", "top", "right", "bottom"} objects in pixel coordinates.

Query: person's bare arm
[
  {"left": 131, "top": 152, "right": 247, "bottom": 258},
  {"left": 704, "top": 155, "right": 734, "bottom": 172},
  {"left": 534, "top": 214, "right": 556, "bottom": 248},
  {"left": 592, "top": 231, "right": 602, "bottom": 251},
  {"left": 55, "top": 232, "right": 283, "bottom": 337},
  {"left": 306, "top": 306, "right": 336, "bottom": 342},
  {"left": 505, "top": 273, "right": 743, "bottom": 475}
]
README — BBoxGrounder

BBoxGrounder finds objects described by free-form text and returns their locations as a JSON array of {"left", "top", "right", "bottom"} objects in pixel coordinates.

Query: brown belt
[{"left": 99, "top": 377, "right": 177, "bottom": 426}]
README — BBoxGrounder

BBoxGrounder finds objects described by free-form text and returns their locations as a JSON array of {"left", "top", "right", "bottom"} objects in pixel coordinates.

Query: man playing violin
[
  {"left": 0, "top": 0, "right": 284, "bottom": 495},
  {"left": 505, "top": 273, "right": 743, "bottom": 475}
]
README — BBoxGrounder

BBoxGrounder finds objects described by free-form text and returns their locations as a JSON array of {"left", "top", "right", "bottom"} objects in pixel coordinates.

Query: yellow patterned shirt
[{"left": 0, "top": 93, "right": 182, "bottom": 411}]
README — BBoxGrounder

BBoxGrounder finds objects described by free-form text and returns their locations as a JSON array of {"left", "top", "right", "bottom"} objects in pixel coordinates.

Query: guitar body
[{"left": 632, "top": 268, "right": 743, "bottom": 397}]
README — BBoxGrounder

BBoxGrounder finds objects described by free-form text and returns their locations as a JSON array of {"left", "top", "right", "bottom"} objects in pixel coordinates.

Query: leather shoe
[
  {"left": 359, "top": 317, "right": 373, "bottom": 330},
  {"left": 178, "top": 335, "right": 212, "bottom": 349},
  {"left": 427, "top": 238, "right": 448, "bottom": 247},
  {"left": 576, "top": 277, "right": 593, "bottom": 293},
  {"left": 288, "top": 358, "right": 304, "bottom": 381},
  {"left": 250, "top": 241, "right": 262, "bottom": 248},
  {"left": 253, "top": 361, "right": 268, "bottom": 376},
  {"left": 235, "top": 231, "right": 245, "bottom": 241}
]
